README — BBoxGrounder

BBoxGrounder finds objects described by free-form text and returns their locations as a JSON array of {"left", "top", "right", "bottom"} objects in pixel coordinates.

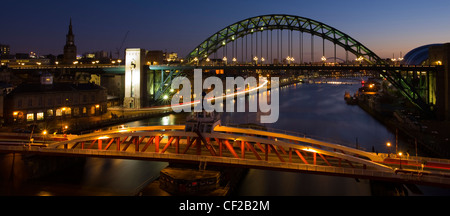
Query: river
[{"left": 4, "top": 77, "right": 450, "bottom": 196}]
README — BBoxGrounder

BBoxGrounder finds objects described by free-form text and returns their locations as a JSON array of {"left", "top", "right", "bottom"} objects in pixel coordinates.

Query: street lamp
[
  {"left": 356, "top": 56, "right": 363, "bottom": 64},
  {"left": 253, "top": 56, "right": 258, "bottom": 64},
  {"left": 286, "top": 56, "right": 295, "bottom": 64},
  {"left": 193, "top": 57, "right": 199, "bottom": 65},
  {"left": 386, "top": 142, "right": 391, "bottom": 156},
  {"left": 398, "top": 152, "right": 403, "bottom": 169},
  {"left": 42, "top": 130, "right": 47, "bottom": 144}
]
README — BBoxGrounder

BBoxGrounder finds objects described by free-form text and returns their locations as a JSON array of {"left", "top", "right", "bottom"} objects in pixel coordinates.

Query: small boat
[{"left": 344, "top": 91, "right": 357, "bottom": 105}]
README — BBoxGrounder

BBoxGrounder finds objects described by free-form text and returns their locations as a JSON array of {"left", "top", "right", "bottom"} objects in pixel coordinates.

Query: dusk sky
[{"left": 2, "top": 0, "right": 450, "bottom": 59}]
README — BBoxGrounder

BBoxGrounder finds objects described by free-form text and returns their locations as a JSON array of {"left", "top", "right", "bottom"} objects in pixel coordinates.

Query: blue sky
[{"left": 2, "top": 0, "right": 450, "bottom": 59}]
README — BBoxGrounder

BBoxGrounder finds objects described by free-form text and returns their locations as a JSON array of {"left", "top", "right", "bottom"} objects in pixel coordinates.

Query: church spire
[
  {"left": 63, "top": 18, "right": 77, "bottom": 64},
  {"left": 68, "top": 18, "right": 73, "bottom": 35}
]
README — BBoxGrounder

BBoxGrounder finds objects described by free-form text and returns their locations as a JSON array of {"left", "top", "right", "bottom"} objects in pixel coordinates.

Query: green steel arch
[{"left": 186, "top": 14, "right": 383, "bottom": 64}]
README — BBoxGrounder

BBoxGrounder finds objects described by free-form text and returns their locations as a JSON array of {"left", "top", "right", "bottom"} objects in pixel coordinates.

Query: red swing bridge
[{"left": 1, "top": 113, "right": 450, "bottom": 188}]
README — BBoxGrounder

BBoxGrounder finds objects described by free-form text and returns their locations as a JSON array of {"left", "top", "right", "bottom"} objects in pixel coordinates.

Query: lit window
[
  {"left": 36, "top": 112, "right": 44, "bottom": 120},
  {"left": 26, "top": 113, "right": 34, "bottom": 122},
  {"left": 56, "top": 109, "right": 62, "bottom": 116}
]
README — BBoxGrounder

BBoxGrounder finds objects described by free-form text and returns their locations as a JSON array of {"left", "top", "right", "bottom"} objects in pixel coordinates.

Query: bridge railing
[{"left": 221, "top": 123, "right": 367, "bottom": 151}]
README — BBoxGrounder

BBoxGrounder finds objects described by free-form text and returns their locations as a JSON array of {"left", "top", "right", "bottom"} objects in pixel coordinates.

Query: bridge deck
[
  {"left": 0, "top": 125, "right": 449, "bottom": 187},
  {"left": 149, "top": 64, "right": 441, "bottom": 72}
]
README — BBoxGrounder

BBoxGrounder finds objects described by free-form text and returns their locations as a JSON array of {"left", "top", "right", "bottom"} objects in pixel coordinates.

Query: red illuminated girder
[
  {"left": 318, "top": 153, "right": 331, "bottom": 166},
  {"left": 240, "top": 141, "right": 245, "bottom": 159},
  {"left": 122, "top": 136, "right": 139, "bottom": 151},
  {"left": 161, "top": 136, "right": 175, "bottom": 153},
  {"left": 87, "top": 139, "right": 97, "bottom": 149},
  {"left": 198, "top": 136, "right": 217, "bottom": 156},
  {"left": 311, "top": 144, "right": 331, "bottom": 166},
  {"left": 134, "top": 136, "right": 147, "bottom": 152},
  {"left": 104, "top": 138, "right": 115, "bottom": 150},
  {"left": 182, "top": 136, "right": 195, "bottom": 154},
  {"left": 256, "top": 142, "right": 265, "bottom": 153},
  {"left": 155, "top": 136, "right": 160, "bottom": 153},
  {"left": 294, "top": 149, "right": 308, "bottom": 164},
  {"left": 175, "top": 137, "right": 180, "bottom": 154},
  {"left": 117, "top": 136, "right": 127, "bottom": 151},
  {"left": 269, "top": 144, "right": 285, "bottom": 162},
  {"left": 245, "top": 141, "right": 261, "bottom": 160},
  {"left": 223, "top": 139, "right": 239, "bottom": 159},
  {"left": 141, "top": 136, "right": 155, "bottom": 152}
]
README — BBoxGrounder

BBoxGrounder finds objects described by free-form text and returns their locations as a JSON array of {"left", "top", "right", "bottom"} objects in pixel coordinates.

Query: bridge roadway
[
  {"left": 6, "top": 64, "right": 125, "bottom": 74},
  {"left": 149, "top": 64, "right": 441, "bottom": 72},
  {"left": 5, "top": 63, "right": 440, "bottom": 73},
  {"left": 0, "top": 124, "right": 450, "bottom": 188}
]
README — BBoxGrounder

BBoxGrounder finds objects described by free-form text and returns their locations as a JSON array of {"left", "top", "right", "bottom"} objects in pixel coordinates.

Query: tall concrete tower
[
  {"left": 63, "top": 18, "right": 77, "bottom": 64},
  {"left": 124, "top": 48, "right": 148, "bottom": 108}
]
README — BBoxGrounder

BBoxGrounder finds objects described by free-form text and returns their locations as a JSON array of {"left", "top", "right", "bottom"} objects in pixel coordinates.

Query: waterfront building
[
  {"left": 4, "top": 73, "right": 107, "bottom": 124},
  {"left": 403, "top": 43, "right": 450, "bottom": 120}
]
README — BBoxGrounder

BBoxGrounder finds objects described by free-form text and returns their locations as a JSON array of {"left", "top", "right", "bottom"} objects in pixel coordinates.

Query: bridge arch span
[{"left": 186, "top": 14, "right": 382, "bottom": 64}]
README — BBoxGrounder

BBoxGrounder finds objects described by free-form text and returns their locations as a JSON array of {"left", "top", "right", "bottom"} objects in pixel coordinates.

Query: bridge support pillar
[{"left": 429, "top": 44, "right": 450, "bottom": 120}]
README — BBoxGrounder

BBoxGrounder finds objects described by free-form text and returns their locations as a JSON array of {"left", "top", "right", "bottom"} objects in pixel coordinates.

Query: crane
[{"left": 116, "top": 31, "right": 129, "bottom": 59}]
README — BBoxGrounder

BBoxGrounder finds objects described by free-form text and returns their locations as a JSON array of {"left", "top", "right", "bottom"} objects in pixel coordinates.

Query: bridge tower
[{"left": 124, "top": 48, "right": 148, "bottom": 108}]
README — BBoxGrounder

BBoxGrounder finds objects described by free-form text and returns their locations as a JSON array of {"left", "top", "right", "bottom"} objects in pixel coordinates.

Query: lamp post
[
  {"left": 386, "top": 142, "right": 391, "bottom": 157},
  {"left": 194, "top": 57, "right": 199, "bottom": 66},
  {"left": 61, "top": 107, "right": 66, "bottom": 133},
  {"left": 321, "top": 56, "right": 327, "bottom": 64},
  {"left": 398, "top": 152, "right": 403, "bottom": 169},
  {"left": 42, "top": 130, "right": 47, "bottom": 144}
]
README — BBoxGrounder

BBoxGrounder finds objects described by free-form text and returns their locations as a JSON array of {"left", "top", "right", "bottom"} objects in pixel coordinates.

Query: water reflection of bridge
[{"left": 1, "top": 124, "right": 450, "bottom": 188}]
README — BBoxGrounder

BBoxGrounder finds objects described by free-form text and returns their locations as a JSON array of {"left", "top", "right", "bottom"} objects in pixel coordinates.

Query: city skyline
[{"left": 2, "top": 0, "right": 450, "bottom": 59}]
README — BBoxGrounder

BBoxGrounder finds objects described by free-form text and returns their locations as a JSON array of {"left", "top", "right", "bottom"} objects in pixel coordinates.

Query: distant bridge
[
  {"left": 5, "top": 64, "right": 124, "bottom": 75},
  {"left": 150, "top": 14, "right": 441, "bottom": 114},
  {"left": 1, "top": 124, "right": 450, "bottom": 188}
]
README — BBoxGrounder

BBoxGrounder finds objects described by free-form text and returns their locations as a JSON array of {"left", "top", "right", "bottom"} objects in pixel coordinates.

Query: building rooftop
[
  {"left": 9, "top": 82, "right": 104, "bottom": 94},
  {"left": 403, "top": 43, "right": 443, "bottom": 65}
]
